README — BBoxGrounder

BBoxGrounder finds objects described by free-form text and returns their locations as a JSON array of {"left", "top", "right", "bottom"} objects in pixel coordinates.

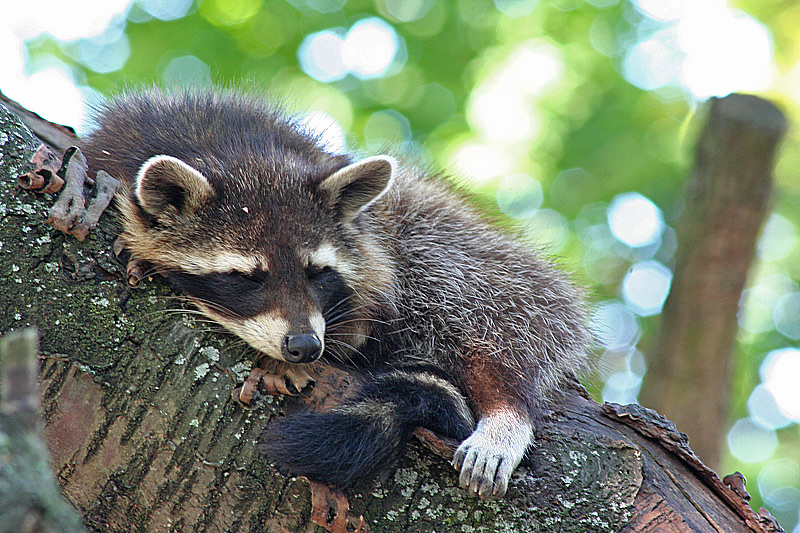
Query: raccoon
[{"left": 80, "top": 89, "right": 589, "bottom": 499}]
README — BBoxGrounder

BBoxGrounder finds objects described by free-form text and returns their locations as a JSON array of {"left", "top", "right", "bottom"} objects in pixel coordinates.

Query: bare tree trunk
[
  {"left": 0, "top": 327, "right": 87, "bottom": 533},
  {"left": 639, "top": 94, "right": 788, "bottom": 469},
  {"left": 0, "top": 99, "right": 782, "bottom": 532}
]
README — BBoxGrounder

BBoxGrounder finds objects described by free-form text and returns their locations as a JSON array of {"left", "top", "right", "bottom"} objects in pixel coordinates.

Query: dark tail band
[{"left": 258, "top": 368, "right": 476, "bottom": 489}]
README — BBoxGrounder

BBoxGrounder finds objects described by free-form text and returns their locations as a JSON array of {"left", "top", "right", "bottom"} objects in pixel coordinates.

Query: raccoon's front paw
[
  {"left": 283, "top": 366, "right": 316, "bottom": 395},
  {"left": 233, "top": 365, "right": 316, "bottom": 406},
  {"left": 452, "top": 412, "right": 532, "bottom": 499},
  {"left": 453, "top": 439, "right": 516, "bottom": 498},
  {"left": 114, "top": 237, "right": 149, "bottom": 287}
]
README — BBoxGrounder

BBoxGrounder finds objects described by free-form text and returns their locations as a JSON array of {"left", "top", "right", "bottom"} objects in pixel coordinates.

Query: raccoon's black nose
[{"left": 282, "top": 334, "right": 322, "bottom": 363}]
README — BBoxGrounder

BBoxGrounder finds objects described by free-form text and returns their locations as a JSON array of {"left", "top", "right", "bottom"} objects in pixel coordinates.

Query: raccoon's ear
[
  {"left": 319, "top": 155, "right": 396, "bottom": 221},
  {"left": 135, "top": 155, "right": 214, "bottom": 221}
]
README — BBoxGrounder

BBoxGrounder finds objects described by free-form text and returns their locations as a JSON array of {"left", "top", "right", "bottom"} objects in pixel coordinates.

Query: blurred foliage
[{"left": 20, "top": 0, "right": 800, "bottom": 529}]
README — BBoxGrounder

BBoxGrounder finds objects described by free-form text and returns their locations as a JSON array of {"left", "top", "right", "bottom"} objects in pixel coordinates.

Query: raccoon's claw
[
  {"left": 452, "top": 412, "right": 533, "bottom": 499},
  {"left": 284, "top": 366, "right": 315, "bottom": 396},
  {"left": 113, "top": 237, "right": 149, "bottom": 287},
  {"left": 453, "top": 443, "right": 513, "bottom": 499},
  {"left": 126, "top": 258, "right": 146, "bottom": 287},
  {"left": 309, "top": 481, "right": 368, "bottom": 533},
  {"left": 233, "top": 366, "right": 316, "bottom": 406}
]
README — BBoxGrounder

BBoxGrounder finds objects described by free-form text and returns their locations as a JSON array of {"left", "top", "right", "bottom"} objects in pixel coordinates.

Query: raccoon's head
[{"left": 118, "top": 152, "right": 397, "bottom": 364}]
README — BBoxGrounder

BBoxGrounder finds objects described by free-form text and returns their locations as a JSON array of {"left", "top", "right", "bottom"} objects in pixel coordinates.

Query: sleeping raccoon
[{"left": 80, "top": 89, "right": 589, "bottom": 499}]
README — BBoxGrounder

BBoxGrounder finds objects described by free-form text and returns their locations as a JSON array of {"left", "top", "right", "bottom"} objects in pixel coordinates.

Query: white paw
[{"left": 452, "top": 411, "right": 532, "bottom": 499}]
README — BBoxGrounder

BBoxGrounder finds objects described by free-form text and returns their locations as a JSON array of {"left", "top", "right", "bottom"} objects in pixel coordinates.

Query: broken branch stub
[
  {"left": 46, "top": 146, "right": 88, "bottom": 233},
  {"left": 17, "top": 144, "right": 65, "bottom": 194},
  {"left": 70, "top": 170, "right": 120, "bottom": 241}
]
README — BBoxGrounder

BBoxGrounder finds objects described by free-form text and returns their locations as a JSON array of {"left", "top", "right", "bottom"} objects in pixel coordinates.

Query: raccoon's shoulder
[{"left": 375, "top": 159, "right": 494, "bottom": 231}]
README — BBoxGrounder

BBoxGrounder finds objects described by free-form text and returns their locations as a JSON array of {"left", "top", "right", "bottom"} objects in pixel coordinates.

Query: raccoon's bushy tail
[{"left": 258, "top": 368, "right": 476, "bottom": 489}]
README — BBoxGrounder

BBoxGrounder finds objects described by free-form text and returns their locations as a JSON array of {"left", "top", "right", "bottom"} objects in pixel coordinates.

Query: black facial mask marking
[
  {"left": 168, "top": 270, "right": 269, "bottom": 318},
  {"left": 168, "top": 266, "right": 353, "bottom": 324},
  {"left": 307, "top": 267, "right": 353, "bottom": 324}
]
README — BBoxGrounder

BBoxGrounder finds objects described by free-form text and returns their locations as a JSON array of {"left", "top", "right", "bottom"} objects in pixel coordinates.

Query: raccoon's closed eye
[
  {"left": 239, "top": 270, "right": 268, "bottom": 283},
  {"left": 306, "top": 265, "right": 333, "bottom": 280}
]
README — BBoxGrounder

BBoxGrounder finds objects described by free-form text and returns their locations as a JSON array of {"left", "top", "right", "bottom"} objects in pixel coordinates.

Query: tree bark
[
  {"left": 639, "top": 94, "right": 788, "bottom": 469},
  {"left": 0, "top": 99, "right": 782, "bottom": 532}
]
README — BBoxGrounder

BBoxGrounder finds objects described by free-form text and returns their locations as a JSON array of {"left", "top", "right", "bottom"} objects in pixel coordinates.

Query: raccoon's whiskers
[
  {"left": 324, "top": 338, "right": 363, "bottom": 367},
  {"left": 324, "top": 301, "right": 392, "bottom": 326},
  {"left": 326, "top": 331, "right": 381, "bottom": 344},
  {"left": 185, "top": 295, "right": 248, "bottom": 320},
  {"left": 137, "top": 267, "right": 165, "bottom": 279},
  {"left": 324, "top": 293, "right": 357, "bottom": 315}
]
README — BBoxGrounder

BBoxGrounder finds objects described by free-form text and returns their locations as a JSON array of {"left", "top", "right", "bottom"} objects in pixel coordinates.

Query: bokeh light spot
[
  {"left": 450, "top": 142, "right": 512, "bottom": 184},
  {"left": 363, "top": 109, "right": 411, "bottom": 150},
  {"left": 592, "top": 301, "right": 640, "bottom": 351},
  {"left": 298, "top": 30, "right": 347, "bottom": 83},
  {"left": 494, "top": 0, "right": 538, "bottom": 18},
  {"left": 496, "top": 173, "right": 543, "bottom": 219},
  {"left": 748, "top": 385, "right": 792, "bottom": 431},
  {"left": 634, "top": 0, "right": 688, "bottom": 22},
  {"left": 758, "top": 213, "right": 798, "bottom": 262},
  {"left": 382, "top": 0, "right": 432, "bottom": 23},
  {"left": 342, "top": 18, "right": 400, "bottom": 79},
  {"left": 522, "top": 209, "right": 570, "bottom": 254},
  {"left": 162, "top": 55, "right": 212, "bottom": 86},
  {"left": 739, "top": 275, "right": 796, "bottom": 335},
  {"left": 602, "top": 370, "right": 641, "bottom": 405},
  {"left": 137, "top": 0, "right": 193, "bottom": 21},
  {"left": 622, "top": 260, "right": 672, "bottom": 317},
  {"left": 13, "top": 68, "right": 85, "bottom": 128},
  {"left": 727, "top": 418, "right": 778, "bottom": 463},
  {"left": 199, "top": 0, "right": 260, "bottom": 26},
  {"left": 2, "top": 0, "right": 131, "bottom": 41},
  {"left": 286, "top": 0, "right": 346, "bottom": 14},
  {"left": 773, "top": 292, "right": 800, "bottom": 340},
  {"left": 761, "top": 348, "right": 800, "bottom": 421},
  {"left": 77, "top": 35, "right": 131, "bottom": 74},
  {"left": 757, "top": 460, "right": 800, "bottom": 514},
  {"left": 626, "top": 0, "right": 773, "bottom": 99},
  {"left": 298, "top": 18, "right": 402, "bottom": 82},
  {"left": 607, "top": 192, "right": 664, "bottom": 248}
]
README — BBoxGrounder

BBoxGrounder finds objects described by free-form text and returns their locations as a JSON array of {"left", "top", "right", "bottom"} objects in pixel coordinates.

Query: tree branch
[{"left": 0, "top": 98, "right": 783, "bottom": 532}]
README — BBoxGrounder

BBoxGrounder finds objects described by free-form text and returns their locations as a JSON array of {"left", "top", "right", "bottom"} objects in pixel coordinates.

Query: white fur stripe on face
[
  {"left": 308, "top": 243, "right": 338, "bottom": 269},
  {"left": 309, "top": 312, "right": 326, "bottom": 353},
  {"left": 158, "top": 251, "right": 268, "bottom": 276},
  {"left": 196, "top": 305, "right": 289, "bottom": 361}
]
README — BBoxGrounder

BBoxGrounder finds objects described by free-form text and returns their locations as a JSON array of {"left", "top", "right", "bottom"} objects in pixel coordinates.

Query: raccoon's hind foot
[
  {"left": 309, "top": 481, "right": 367, "bottom": 533},
  {"left": 452, "top": 410, "right": 533, "bottom": 499},
  {"left": 233, "top": 364, "right": 315, "bottom": 406},
  {"left": 112, "top": 237, "right": 150, "bottom": 287}
]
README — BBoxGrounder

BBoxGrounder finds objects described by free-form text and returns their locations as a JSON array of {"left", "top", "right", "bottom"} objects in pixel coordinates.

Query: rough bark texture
[
  {"left": 639, "top": 94, "right": 788, "bottom": 469},
  {"left": 0, "top": 101, "right": 782, "bottom": 532}
]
